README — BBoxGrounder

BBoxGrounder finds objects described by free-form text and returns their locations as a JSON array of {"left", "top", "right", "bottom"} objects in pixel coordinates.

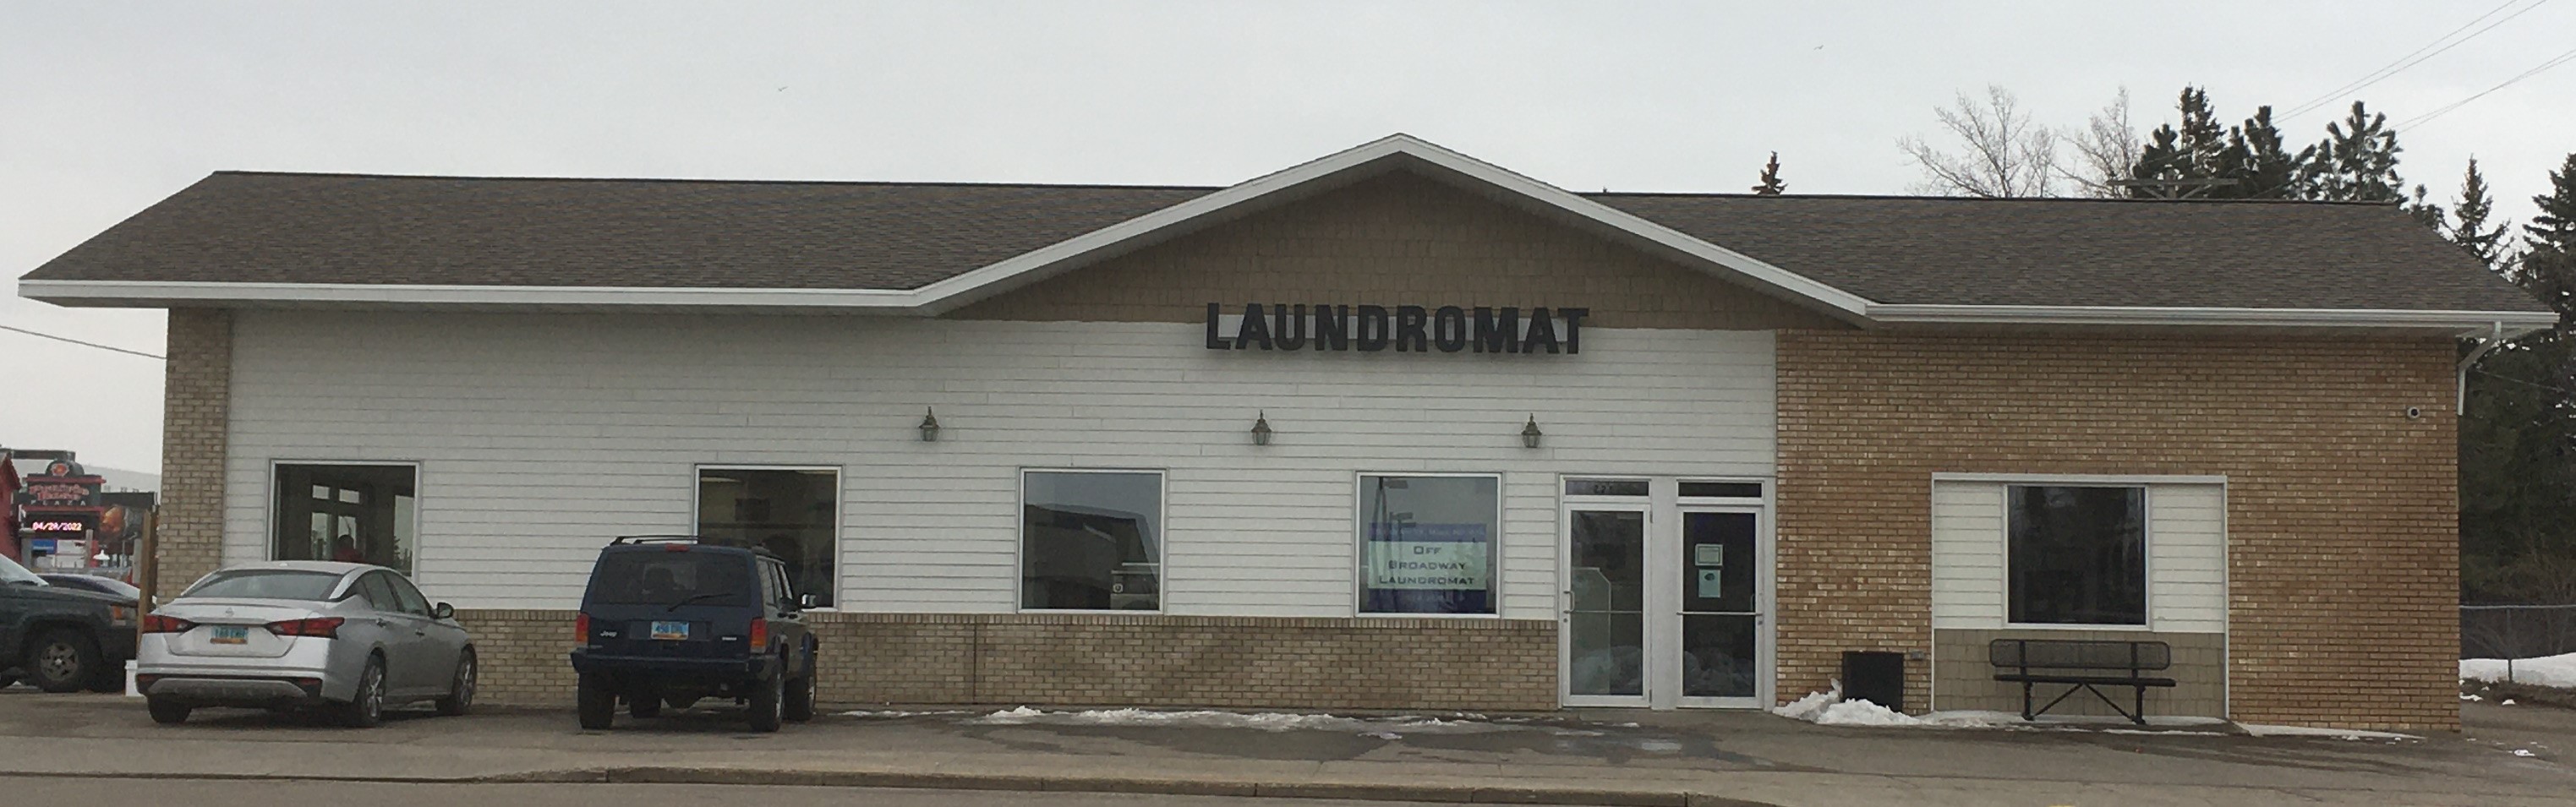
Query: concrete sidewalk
[{"left": 3, "top": 689, "right": 2573, "bottom": 806}]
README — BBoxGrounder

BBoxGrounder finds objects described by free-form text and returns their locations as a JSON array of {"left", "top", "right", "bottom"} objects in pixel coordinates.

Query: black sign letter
[
  {"left": 1522, "top": 307, "right": 1560, "bottom": 354},
  {"left": 1432, "top": 306, "right": 1467, "bottom": 352},
  {"left": 1561, "top": 308, "right": 1589, "bottom": 354},
  {"left": 1315, "top": 304, "right": 1349, "bottom": 351},
  {"left": 1474, "top": 307, "right": 1520, "bottom": 353},
  {"left": 1395, "top": 306, "right": 1429, "bottom": 352},
  {"left": 1235, "top": 303, "right": 1273, "bottom": 351},
  {"left": 1275, "top": 303, "right": 1308, "bottom": 350},
  {"left": 1204, "top": 303, "right": 1230, "bottom": 350},
  {"left": 1357, "top": 305, "right": 1392, "bottom": 352}
]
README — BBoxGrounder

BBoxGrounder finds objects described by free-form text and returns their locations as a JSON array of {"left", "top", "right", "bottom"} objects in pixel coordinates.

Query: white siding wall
[
  {"left": 223, "top": 312, "right": 1776, "bottom": 619},
  {"left": 1929, "top": 479, "right": 2227, "bottom": 632}
]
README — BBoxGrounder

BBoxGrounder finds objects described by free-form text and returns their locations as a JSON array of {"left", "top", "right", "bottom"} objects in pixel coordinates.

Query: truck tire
[
  {"left": 783, "top": 673, "right": 814, "bottom": 722},
  {"left": 746, "top": 673, "right": 783, "bottom": 733},
  {"left": 25, "top": 629, "right": 101, "bottom": 693},
  {"left": 577, "top": 672, "right": 615, "bottom": 730}
]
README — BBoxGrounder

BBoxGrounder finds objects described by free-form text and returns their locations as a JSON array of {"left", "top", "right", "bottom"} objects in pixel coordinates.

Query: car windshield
[
  {"left": 183, "top": 570, "right": 344, "bottom": 601},
  {"left": 0, "top": 555, "right": 46, "bottom": 586},
  {"left": 587, "top": 551, "right": 753, "bottom": 607}
]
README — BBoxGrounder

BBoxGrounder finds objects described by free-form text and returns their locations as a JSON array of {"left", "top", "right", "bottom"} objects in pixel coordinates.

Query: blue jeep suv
[{"left": 567, "top": 537, "right": 818, "bottom": 731}]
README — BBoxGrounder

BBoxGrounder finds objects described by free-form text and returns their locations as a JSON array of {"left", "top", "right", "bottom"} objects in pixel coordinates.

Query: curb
[
  {"left": 590, "top": 766, "right": 1780, "bottom": 806},
  {"left": 0, "top": 766, "right": 1780, "bottom": 806}
]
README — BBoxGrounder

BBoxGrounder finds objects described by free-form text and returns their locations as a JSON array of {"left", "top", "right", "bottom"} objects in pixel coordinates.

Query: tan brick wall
[
  {"left": 1933, "top": 629, "right": 2226, "bottom": 718},
  {"left": 154, "top": 308, "right": 232, "bottom": 597},
  {"left": 457, "top": 609, "right": 1556, "bottom": 712},
  {"left": 949, "top": 172, "right": 1850, "bottom": 331},
  {"left": 1776, "top": 331, "right": 2459, "bottom": 732}
]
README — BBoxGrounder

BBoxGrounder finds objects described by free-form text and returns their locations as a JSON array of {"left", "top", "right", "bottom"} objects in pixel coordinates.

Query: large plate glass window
[
  {"left": 697, "top": 467, "right": 838, "bottom": 608},
  {"left": 1359, "top": 474, "right": 1499, "bottom": 615},
  {"left": 272, "top": 464, "right": 417, "bottom": 575},
  {"left": 1021, "top": 470, "right": 1162, "bottom": 611},
  {"left": 2007, "top": 485, "right": 2147, "bottom": 625}
]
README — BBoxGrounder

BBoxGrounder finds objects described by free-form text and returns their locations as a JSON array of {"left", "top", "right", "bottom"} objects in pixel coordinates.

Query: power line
[
  {"left": 0, "top": 324, "right": 164, "bottom": 360},
  {"left": 2397, "top": 45, "right": 2576, "bottom": 130},
  {"left": 2283, "top": 0, "right": 2553, "bottom": 119}
]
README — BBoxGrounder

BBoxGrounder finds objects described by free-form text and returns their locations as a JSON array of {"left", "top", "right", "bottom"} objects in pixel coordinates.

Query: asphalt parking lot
[{"left": 3, "top": 685, "right": 2573, "bottom": 806}]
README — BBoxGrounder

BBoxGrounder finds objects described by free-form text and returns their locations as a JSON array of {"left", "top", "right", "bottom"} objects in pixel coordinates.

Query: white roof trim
[
  {"left": 904, "top": 134, "right": 1878, "bottom": 319},
  {"left": 16, "top": 279, "right": 920, "bottom": 309},
  {"left": 1867, "top": 303, "right": 2558, "bottom": 336}
]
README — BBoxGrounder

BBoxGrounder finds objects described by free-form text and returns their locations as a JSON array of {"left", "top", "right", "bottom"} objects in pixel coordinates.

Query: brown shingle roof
[{"left": 19, "top": 171, "right": 2550, "bottom": 314}]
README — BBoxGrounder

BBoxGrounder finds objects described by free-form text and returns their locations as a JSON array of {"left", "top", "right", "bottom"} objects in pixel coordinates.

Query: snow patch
[
  {"left": 2512, "top": 748, "right": 2537, "bottom": 757},
  {"left": 1770, "top": 684, "right": 2023, "bottom": 729},
  {"left": 840, "top": 709, "right": 974, "bottom": 718},
  {"left": 966, "top": 706, "right": 1508, "bottom": 734},
  {"left": 2238, "top": 723, "right": 2421, "bottom": 741},
  {"left": 2460, "top": 652, "right": 2576, "bottom": 689}
]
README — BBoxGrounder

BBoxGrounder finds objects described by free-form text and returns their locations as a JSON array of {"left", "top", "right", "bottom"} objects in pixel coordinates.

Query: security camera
[{"left": 2405, "top": 406, "right": 2424, "bottom": 419}]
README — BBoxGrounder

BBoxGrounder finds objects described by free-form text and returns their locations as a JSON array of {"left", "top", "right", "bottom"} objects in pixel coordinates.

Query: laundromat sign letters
[{"left": 1204, "top": 303, "right": 1590, "bottom": 355}]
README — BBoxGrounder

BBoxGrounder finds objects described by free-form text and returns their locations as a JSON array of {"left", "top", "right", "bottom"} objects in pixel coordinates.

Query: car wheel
[
  {"left": 435, "top": 649, "right": 477, "bottom": 717},
  {"left": 339, "top": 657, "right": 387, "bottom": 728},
  {"left": 25, "top": 629, "right": 101, "bottom": 693},
  {"left": 628, "top": 692, "right": 662, "bottom": 719},
  {"left": 147, "top": 697, "right": 192, "bottom": 725},
  {"left": 577, "top": 673, "right": 615, "bottom": 730},
  {"left": 746, "top": 673, "right": 783, "bottom": 733},
  {"left": 783, "top": 674, "right": 814, "bottom": 722}
]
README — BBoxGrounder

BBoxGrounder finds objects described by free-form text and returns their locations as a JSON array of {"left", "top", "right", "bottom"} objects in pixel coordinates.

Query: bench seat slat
[{"left": 1993, "top": 673, "right": 2177, "bottom": 688}]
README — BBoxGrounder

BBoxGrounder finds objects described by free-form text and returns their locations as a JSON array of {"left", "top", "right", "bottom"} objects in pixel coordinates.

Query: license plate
[
  {"left": 211, "top": 625, "right": 249, "bottom": 645},
  {"left": 649, "top": 620, "right": 690, "bottom": 641}
]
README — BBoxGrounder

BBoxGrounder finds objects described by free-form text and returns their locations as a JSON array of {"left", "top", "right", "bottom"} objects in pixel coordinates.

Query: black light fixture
[
  {"left": 1521, "top": 415, "right": 1543, "bottom": 449},
  {"left": 1250, "top": 412, "right": 1274, "bottom": 446},
  {"left": 918, "top": 407, "right": 941, "bottom": 442}
]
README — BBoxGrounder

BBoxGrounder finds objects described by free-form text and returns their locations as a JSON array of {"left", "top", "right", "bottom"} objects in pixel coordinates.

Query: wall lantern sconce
[
  {"left": 1250, "top": 412, "right": 1274, "bottom": 446},
  {"left": 1521, "top": 415, "right": 1544, "bottom": 449},
  {"left": 918, "top": 407, "right": 941, "bottom": 443}
]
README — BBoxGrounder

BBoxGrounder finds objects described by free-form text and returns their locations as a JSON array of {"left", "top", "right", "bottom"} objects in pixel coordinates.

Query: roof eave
[
  {"left": 1865, "top": 303, "right": 2560, "bottom": 337},
  {"left": 14, "top": 279, "right": 923, "bottom": 312}
]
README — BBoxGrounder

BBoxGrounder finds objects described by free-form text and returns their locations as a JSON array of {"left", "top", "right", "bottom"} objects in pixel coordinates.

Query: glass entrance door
[
  {"left": 1561, "top": 478, "right": 1769, "bottom": 709},
  {"left": 1678, "top": 510, "right": 1763, "bottom": 707},
  {"left": 1563, "top": 507, "right": 1648, "bottom": 706}
]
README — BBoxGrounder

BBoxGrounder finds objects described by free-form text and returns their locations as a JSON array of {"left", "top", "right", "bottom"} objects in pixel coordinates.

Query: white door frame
[{"left": 1557, "top": 476, "right": 1772, "bottom": 710}]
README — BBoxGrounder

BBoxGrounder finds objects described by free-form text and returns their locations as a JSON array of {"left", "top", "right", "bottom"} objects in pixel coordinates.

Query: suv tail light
[
  {"left": 140, "top": 614, "right": 196, "bottom": 635},
  {"left": 265, "top": 617, "right": 345, "bottom": 638},
  {"left": 747, "top": 617, "right": 768, "bottom": 651},
  {"left": 575, "top": 613, "right": 591, "bottom": 643}
]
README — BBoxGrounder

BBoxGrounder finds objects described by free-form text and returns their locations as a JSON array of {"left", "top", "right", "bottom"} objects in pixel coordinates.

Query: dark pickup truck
[{"left": 1, "top": 554, "right": 135, "bottom": 692}]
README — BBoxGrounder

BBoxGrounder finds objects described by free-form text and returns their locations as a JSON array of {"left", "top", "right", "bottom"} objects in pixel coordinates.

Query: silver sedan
[{"left": 135, "top": 561, "right": 476, "bottom": 728}]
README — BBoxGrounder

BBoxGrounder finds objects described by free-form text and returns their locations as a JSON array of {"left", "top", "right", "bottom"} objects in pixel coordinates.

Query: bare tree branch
[
  {"left": 1898, "top": 85, "right": 2059, "bottom": 198},
  {"left": 2061, "top": 88, "right": 2139, "bottom": 199}
]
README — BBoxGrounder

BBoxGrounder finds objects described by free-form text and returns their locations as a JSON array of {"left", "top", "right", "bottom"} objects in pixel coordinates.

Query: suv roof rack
[{"left": 611, "top": 534, "right": 703, "bottom": 545}]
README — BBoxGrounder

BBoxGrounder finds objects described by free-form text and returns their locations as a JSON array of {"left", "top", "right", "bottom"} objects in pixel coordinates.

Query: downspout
[{"left": 2458, "top": 321, "right": 2508, "bottom": 416}]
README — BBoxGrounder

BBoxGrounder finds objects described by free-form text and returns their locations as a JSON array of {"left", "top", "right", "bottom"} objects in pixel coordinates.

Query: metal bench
[{"left": 1988, "top": 638, "right": 2176, "bottom": 725}]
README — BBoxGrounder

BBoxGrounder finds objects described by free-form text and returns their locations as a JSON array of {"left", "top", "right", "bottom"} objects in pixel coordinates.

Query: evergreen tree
[
  {"left": 2461, "top": 153, "right": 2576, "bottom": 603},
  {"left": 2128, "top": 87, "right": 2229, "bottom": 198},
  {"left": 2451, "top": 158, "right": 2511, "bottom": 266},
  {"left": 2300, "top": 101, "right": 2407, "bottom": 202},
  {"left": 2216, "top": 106, "right": 2304, "bottom": 199},
  {"left": 1752, "top": 152, "right": 1786, "bottom": 195}
]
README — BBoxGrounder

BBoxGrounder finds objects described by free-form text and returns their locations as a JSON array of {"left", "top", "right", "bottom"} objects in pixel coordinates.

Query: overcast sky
[{"left": 5, "top": 1, "right": 2573, "bottom": 473}]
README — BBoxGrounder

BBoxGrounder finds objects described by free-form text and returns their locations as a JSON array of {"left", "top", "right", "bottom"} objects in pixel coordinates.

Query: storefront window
[
  {"left": 272, "top": 464, "right": 417, "bottom": 575},
  {"left": 1359, "top": 474, "right": 1499, "bottom": 615},
  {"left": 1020, "top": 470, "right": 1162, "bottom": 611},
  {"left": 697, "top": 467, "right": 838, "bottom": 608},
  {"left": 2008, "top": 485, "right": 2147, "bottom": 625}
]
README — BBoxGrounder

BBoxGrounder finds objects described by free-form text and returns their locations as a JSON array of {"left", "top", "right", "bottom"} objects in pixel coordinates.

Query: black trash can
[{"left": 1842, "top": 651, "right": 1905, "bottom": 712}]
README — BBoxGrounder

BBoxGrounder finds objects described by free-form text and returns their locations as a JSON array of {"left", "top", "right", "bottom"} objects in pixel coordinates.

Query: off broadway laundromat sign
[
  {"left": 1206, "top": 303, "right": 1590, "bottom": 354},
  {"left": 1365, "top": 522, "right": 1490, "bottom": 591}
]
